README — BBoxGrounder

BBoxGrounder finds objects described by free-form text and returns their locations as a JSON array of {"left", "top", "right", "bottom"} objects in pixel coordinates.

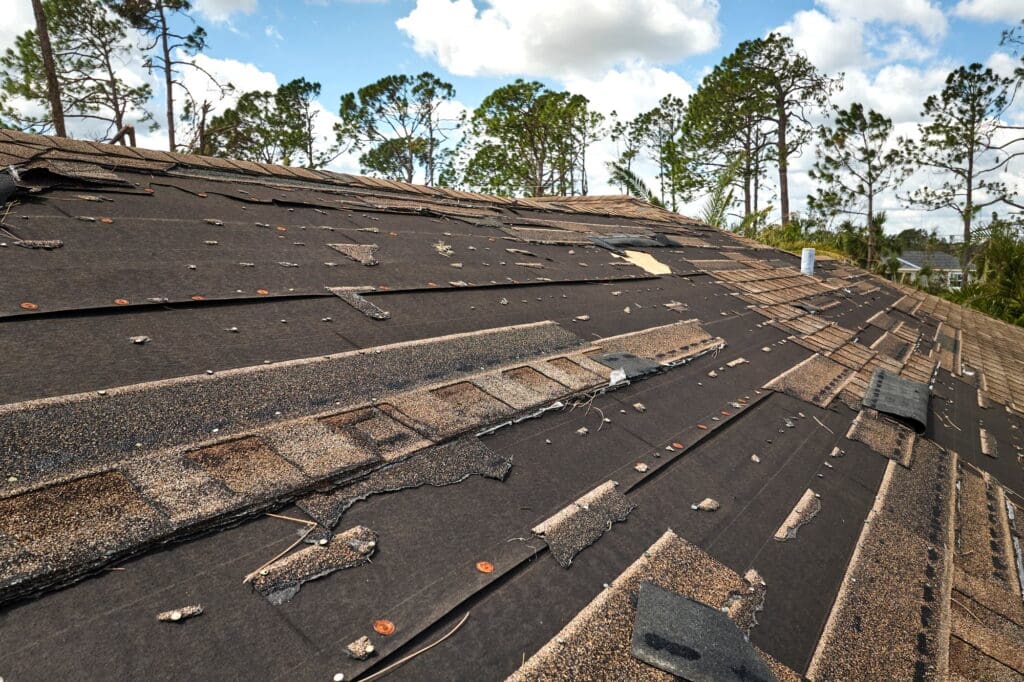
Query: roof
[
  {"left": 1, "top": 131, "right": 1022, "bottom": 681},
  {"left": 898, "top": 250, "right": 964, "bottom": 271}
]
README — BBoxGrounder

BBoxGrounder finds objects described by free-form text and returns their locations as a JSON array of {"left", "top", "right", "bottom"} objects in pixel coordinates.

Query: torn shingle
[
  {"left": 297, "top": 438, "right": 511, "bottom": 529},
  {"left": 250, "top": 525, "right": 377, "bottom": 605},
  {"left": 328, "top": 286, "right": 391, "bottom": 320},
  {"left": 532, "top": 481, "right": 635, "bottom": 568},
  {"left": 328, "top": 242, "right": 379, "bottom": 265},
  {"left": 773, "top": 488, "right": 821, "bottom": 541}
]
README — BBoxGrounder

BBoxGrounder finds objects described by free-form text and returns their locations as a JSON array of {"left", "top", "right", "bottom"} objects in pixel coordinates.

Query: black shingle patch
[{"left": 631, "top": 582, "right": 777, "bottom": 682}]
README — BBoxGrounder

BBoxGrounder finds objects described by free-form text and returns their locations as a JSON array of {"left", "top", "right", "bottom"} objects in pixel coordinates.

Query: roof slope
[
  {"left": 1, "top": 132, "right": 1022, "bottom": 681},
  {"left": 899, "top": 250, "right": 963, "bottom": 271}
]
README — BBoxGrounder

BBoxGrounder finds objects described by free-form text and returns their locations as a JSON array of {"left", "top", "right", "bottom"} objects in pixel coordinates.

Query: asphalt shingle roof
[{"left": 0, "top": 130, "right": 1022, "bottom": 681}]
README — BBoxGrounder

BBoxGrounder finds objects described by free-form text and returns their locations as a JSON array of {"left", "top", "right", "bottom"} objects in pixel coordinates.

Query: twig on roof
[
  {"left": 812, "top": 416, "right": 834, "bottom": 435},
  {"left": 265, "top": 512, "right": 317, "bottom": 526},
  {"left": 243, "top": 525, "right": 315, "bottom": 584},
  {"left": 951, "top": 596, "right": 980, "bottom": 621},
  {"left": 358, "top": 611, "right": 471, "bottom": 682}
]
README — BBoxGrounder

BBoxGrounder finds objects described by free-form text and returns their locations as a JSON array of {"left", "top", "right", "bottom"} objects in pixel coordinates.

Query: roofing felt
[{"left": 0, "top": 131, "right": 1023, "bottom": 681}]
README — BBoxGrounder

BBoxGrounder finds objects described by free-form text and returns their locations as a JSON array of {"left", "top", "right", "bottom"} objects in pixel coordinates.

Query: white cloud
[
  {"left": 835, "top": 64, "right": 950, "bottom": 123},
  {"left": 396, "top": 0, "right": 720, "bottom": 78},
  {"left": 0, "top": 1, "right": 34, "bottom": 51},
  {"left": 179, "top": 52, "right": 279, "bottom": 113},
  {"left": 952, "top": 0, "right": 1023, "bottom": 22},
  {"left": 562, "top": 64, "right": 694, "bottom": 119},
  {"left": 818, "top": 0, "right": 947, "bottom": 38},
  {"left": 987, "top": 51, "right": 1020, "bottom": 77},
  {"left": 776, "top": 10, "right": 865, "bottom": 72},
  {"left": 193, "top": 0, "right": 257, "bottom": 23}
]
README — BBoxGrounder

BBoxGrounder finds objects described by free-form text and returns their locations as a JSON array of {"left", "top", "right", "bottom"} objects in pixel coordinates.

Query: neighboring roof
[
  {"left": 898, "top": 250, "right": 964, "bottom": 271},
  {"left": 1, "top": 131, "right": 1023, "bottom": 681}
]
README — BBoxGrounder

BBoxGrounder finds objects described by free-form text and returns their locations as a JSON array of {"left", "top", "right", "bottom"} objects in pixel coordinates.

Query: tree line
[{"left": 3, "top": 3, "right": 1023, "bottom": 271}]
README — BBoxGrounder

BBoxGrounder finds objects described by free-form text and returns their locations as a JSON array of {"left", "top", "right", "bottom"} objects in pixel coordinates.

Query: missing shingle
[
  {"left": 297, "top": 438, "right": 511, "bottom": 528},
  {"left": 249, "top": 525, "right": 377, "bottom": 605},
  {"left": 532, "top": 481, "right": 635, "bottom": 568}
]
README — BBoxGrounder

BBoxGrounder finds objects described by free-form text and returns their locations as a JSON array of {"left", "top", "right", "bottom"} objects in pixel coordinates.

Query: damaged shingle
[
  {"left": 532, "top": 480, "right": 635, "bottom": 568},
  {"left": 298, "top": 438, "right": 511, "bottom": 529},
  {"left": 773, "top": 488, "right": 820, "bottom": 541},
  {"left": 328, "top": 243, "right": 379, "bottom": 266},
  {"left": 250, "top": 525, "right": 377, "bottom": 605},
  {"left": 328, "top": 286, "right": 391, "bottom": 320}
]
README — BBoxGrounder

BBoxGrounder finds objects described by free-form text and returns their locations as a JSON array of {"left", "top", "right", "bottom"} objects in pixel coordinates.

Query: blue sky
[
  {"left": 3, "top": 0, "right": 1022, "bottom": 233},
  {"left": 190, "top": 0, "right": 1013, "bottom": 113}
]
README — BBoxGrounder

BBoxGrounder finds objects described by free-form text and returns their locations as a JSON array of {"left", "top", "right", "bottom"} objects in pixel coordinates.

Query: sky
[{"left": 3, "top": 0, "right": 1023, "bottom": 236}]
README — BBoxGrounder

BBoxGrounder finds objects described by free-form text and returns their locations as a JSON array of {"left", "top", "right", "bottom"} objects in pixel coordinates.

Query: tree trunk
[
  {"left": 962, "top": 154, "right": 973, "bottom": 270},
  {"left": 157, "top": 2, "right": 175, "bottom": 151},
  {"left": 31, "top": 0, "right": 65, "bottom": 137},
  {"left": 776, "top": 107, "right": 790, "bottom": 226},
  {"left": 866, "top": 191, "right": 875, "bottom": 269}
]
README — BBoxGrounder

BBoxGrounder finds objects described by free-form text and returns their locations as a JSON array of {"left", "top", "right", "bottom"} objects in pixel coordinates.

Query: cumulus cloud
[
  {"left": 562, "top": 65, "right": 694, "bottom": 119},
  {"left": 776, "top": 10, "right": 865, "bottom": 72},
  {"left": 818, "top": 0, "right": 947, "bottom": 38},
  {"left": 193, "top": 0, "right": 258, "bottom": 23},
  {"left": 0, "top": 1, "right": 34, "bottom": 51},
  {"left": 835, "top": 64, "right": 951, "bottom": 123},
  {"left": 952, "top": 0, "right": 1023, "bottom": 23},
  {"left": 179, "top": 52, "right": 279, "bottom": 112},
  {"left": 396, "top": 0, "right": 721, "bottom": 78}
]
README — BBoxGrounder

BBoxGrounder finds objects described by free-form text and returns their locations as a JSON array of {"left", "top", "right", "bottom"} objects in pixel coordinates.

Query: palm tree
[{"left": 607, "top": 162, "right": 665, "bottom": 209}]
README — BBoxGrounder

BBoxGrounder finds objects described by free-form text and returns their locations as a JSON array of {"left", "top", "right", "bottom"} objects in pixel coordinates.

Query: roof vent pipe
[{"left": 800, "top": 248, "right": 815, "bottom": 276}]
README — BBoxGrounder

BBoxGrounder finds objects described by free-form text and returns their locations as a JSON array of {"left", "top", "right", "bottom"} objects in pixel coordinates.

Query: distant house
[{"left": 897, "top": 250, "right": 972, "bottom": 289}]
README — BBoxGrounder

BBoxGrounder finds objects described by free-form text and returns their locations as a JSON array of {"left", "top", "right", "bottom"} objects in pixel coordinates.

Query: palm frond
[
  {"left": 699, "top": 154, "right": 742, "bottom": 228},
  {"left": 607, "top": 162, "right": 665, "bottom": 208}
]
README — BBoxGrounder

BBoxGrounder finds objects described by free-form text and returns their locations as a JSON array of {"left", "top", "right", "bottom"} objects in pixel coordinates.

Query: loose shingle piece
[
  {"left": 532, "top": 481, "right": 636, "bottom": 568},
  {"left": 250, "top": 525, "right": 378, "bottom": 605}
]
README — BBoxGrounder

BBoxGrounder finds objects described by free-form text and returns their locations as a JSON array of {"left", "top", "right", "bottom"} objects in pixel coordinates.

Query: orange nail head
[
  {"left": 114, "top": 298, "right": 129, "bottom": 305},
  {"left": 256, "top": 289, "right": 269, "bottom": 295},
  {"left": 191, "top": 295, "right": 205, "bottom": 301},
  {"left": 373, "top": 619, "right": 395, "bottom": 636},
  {"left": 476, "top": 561, "right": 494, "bottom": 574},
  {"left": 20, "top": 302, "right": 38, "bottom": 310}
]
